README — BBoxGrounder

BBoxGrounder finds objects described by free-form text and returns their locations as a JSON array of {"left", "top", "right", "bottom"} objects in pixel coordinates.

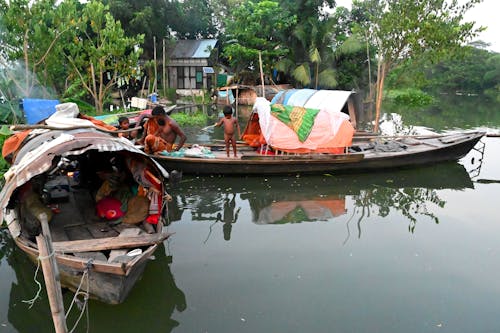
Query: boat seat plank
[
  {"left": 108, "top": 227, "right": 143, "bottom": 263},
  {"left": 86, "top": 223, "right": 120, "bottom": 239},
  {"left": 439, "top": 134, "right": 470, "bottom": 144},
  {"left": 65, "top": 225, "right": 93, "bottom": 241},
  {"left": 74, "top": 251, "right": 108, "bottom": 262},
  {"left": 53, "top": 232, "right": 173, "bottom": 253},
  {"left": 50, "top": 227, "right": 70, "bottom": 242}
]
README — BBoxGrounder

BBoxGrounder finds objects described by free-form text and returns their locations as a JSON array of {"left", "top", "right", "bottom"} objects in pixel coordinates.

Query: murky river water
[{"left": 1, "top": 96, "right": 499, "bottom": 332}]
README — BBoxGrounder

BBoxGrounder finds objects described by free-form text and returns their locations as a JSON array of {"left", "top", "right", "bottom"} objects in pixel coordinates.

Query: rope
[
  {"left": 22, "top": 259, "right": 43, "bottom": 308},
  {"left": 21, "top": 249, "right": 56, "bottom": 308},
  {"left": 66, "top": 259, "right": 92, "bottom": 333}
]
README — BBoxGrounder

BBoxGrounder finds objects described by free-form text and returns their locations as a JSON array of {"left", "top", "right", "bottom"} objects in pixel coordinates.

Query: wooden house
[{"left": 167, "top": 39, "right": 218, "bottom": 95}]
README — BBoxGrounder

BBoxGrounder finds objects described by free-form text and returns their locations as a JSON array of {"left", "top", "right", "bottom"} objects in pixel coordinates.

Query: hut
[{"left": 167, "top": 39, "right": 219, "bottom": 95}]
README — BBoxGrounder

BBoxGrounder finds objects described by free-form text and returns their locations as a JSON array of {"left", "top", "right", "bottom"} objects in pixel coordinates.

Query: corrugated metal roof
[{"left": 171, "top": 39, "right": 217, "bottom": 59}]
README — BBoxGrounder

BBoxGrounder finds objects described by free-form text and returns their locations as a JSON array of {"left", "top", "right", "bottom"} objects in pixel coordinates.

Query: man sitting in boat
[{"left": 136, "top": 106, "right": 187, "bottom": 154}]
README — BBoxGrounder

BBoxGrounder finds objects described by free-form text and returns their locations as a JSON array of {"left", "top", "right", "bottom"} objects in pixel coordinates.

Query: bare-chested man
[{"left": 136, "top": 106, "right": 187, "bottom": 154}]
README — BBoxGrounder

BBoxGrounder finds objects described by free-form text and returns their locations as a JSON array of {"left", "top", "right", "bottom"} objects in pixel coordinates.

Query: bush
[
  {"left": 171, "top": 111, "right": 209, "bottom": 126},
  {"left": 385, "top": 88, "right": 434, "bottom": 107}
]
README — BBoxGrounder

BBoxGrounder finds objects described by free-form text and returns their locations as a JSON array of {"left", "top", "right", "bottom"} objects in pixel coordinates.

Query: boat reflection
[
  {"left": 255, "top": 195, "right": 347, "bottom": 224},
  {"left": 169, "top": 162, "right": 474, "bottom": 236},
  {"left": 3, "top": 238, "right": 186, "bottom": 333}
]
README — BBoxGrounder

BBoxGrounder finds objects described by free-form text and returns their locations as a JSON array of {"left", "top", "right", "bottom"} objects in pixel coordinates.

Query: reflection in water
[
  {"left": 256, "top": 195, "right": 346, "bottom": 224},
  {"left": 218, "top": 194, "right": 241, "bottom": 240},
  {"left": 169, "top": 162, "right": 474, "bottom": 240},
  {"left": 2, "top": 236, "right": 186, "bottom": 333},
  {"left": 83, "top": 243, "right": 186, "bottom": 333}
]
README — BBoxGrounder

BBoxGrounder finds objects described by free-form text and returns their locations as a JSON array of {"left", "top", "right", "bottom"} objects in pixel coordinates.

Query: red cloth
[{"left": 145, "top": 214, "right": 160, "bottom": 225}]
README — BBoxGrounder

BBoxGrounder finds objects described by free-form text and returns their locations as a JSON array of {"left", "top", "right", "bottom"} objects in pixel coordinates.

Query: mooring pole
[{"left": 37, "top": 213, "right": 68, "bottom": 333}]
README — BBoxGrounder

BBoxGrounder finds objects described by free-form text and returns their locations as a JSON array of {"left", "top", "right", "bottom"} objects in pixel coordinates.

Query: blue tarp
[
  {"left": 22, "top": 98, "right": 59, "bottom": 124},
  {"left": 217, "top": 90, "right": 235, "bottom": 104},
  {"left": 286, "top": 89, "right": 317, "bottom": 107}
]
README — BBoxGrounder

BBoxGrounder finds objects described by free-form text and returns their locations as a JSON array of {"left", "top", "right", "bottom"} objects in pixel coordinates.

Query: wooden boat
[
  {"left": 151, "top": 89, "right": 485, "bottom": 175},
  {"left": 0, "top": 127, "right": 172, "bottom": 304},
  {"left": 152, "top": 131, "right": 485, "bottom": 175}
]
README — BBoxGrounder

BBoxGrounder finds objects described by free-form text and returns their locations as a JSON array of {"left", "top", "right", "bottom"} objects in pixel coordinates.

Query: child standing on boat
[{"left": 215, "top": 105, "right": 241, "bottom": 157}]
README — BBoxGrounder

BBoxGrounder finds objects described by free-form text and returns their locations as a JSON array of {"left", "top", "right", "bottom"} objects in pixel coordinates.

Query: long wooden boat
[
  {"left": 152, "top": 131, "right": 485, "bottom": 175},
  {"left": 0, "top": 127, "right": 172, "bottom": 304}
]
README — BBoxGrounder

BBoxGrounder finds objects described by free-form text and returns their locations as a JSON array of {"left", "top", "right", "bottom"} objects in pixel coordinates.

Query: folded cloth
[
  {"left": 123, "top": 195, "right": 150, "bottom": 224},
  {"left": 96, "top": 197, "right": 124, "bottom": 220}
]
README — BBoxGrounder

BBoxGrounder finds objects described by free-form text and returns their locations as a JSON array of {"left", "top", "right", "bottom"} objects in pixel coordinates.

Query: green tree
[
  {"left": 63, "top": 1, "right": 144, "bottom": 114},
  {"left": 359, "top": 0, "right": 484, "bottom": 132},
  {"left": 277, "top": 0, "right": 338, "bottom": 88},
  {"left": 174, "top": 0, "right": 218, "bottom": 39},
  {"left": 0, "top": 0, "right": 79, "bottom": 98},
  {"left": 222, "top": 0, "right": 296, "bottom": 83},
  {"left": 104, "top": 0, "right": 176, "bottom": 59}
]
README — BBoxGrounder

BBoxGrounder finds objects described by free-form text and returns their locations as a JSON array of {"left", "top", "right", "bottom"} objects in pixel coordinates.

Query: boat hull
[
  {"left": 153, "top": 132, "right": 485, "bottom": 175},
  {"left": 15, "top": 237, "right": 159, "bottom": 304}
]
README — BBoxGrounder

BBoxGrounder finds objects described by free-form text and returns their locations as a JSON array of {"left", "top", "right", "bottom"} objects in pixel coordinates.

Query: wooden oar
[{"left": 201, "top": 124, "right": 216, "bottom": 132}]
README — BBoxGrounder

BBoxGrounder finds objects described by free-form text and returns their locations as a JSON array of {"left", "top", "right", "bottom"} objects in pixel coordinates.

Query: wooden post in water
[
  {"left": 163, "top": 38, "right": 167, "bottom": 97},
  {"left": 37, "top": 213, "right": 68, "bottom": 333},
  {"left": 153, "top": 36, "right": 158, "bottom": 94}
]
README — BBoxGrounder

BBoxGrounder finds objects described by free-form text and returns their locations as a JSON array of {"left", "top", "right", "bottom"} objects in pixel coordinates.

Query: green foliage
[
  {"left": 165, "top": 88, "right": 177, "bottom": 103},
  {"left": 0, "top": 101, "right": 23, "bottom": 124},
  {"left": 385, "top": 88, "right": 434, "bottom": 107},
  {"left": 171, "top": 111, "right": 208, "bottom": 126},
  {"left": 104, "top": 0, "right": 177, "bottom": 58},
  {"left": 0, "top": 0, "right": 80, "bottom": 98},
  {"left": 62, "top": 1, "right": 144, "bottom": 114},
  {"left": 0, "top": 134, "right": 9, "bottom": 180},
  {"left": 222, "top": 0, "right": 296, "bottom": 82}
]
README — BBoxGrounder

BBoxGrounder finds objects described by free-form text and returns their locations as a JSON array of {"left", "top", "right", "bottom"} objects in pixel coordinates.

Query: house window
[
  {"left": 176, "top": 66, "right": 204, "bottom": 89},
  {"left": 177, "top": 67, "right": 185, "bottom": 89},
  {"left": 195, "top": 66, "right": 203, "bottom": 89}
]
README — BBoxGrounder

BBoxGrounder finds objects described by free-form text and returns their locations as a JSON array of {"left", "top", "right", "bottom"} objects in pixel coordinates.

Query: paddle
[{"left": 201, "top": 124, "right": 217, "bottom": 132}]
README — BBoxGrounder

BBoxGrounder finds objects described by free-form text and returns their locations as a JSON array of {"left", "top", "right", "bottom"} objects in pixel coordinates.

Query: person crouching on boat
[
  {"left": 136, "top": 106, "right": 187, "bottom": 154},
  {"left": 215, "top": 105, "right": 241, "bottom": 158}
]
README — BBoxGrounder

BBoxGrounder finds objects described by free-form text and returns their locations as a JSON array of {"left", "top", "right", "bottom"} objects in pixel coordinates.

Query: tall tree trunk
[
  {"left": 90, "top": 62, "right": 100, "bottom": 114},
  {"left": 23, "top": 30, "right": 31, "bottom": 97},
  {"left": 374, "top": 61, "right": 387, "bottom": 133},
  {"left": 365, "top": 32, "right": 373, "bottom": 102}
]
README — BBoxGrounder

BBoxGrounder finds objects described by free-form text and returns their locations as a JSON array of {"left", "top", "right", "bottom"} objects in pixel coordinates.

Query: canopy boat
[
  {"left": 152, "top": 90, "right": 485, "bottom": 175},
  {"left": 1, "top": 103, "right": 172, "bottom": 304}
]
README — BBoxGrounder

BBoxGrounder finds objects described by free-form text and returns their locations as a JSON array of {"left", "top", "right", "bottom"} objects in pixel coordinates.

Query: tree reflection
[{"left": 352, "top": 186, "right": 445, "bottom": 237}]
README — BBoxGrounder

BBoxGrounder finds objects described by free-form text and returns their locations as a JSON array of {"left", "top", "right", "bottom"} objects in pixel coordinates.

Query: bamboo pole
[
  {"left": 258, "top": 52, "right": 265, "bottom": 98},
  {"left": 37, "top": 213, "right": 67, "bottom": 333},
  {"left": 163, "top": 38, "right": 166, "bottom": 97},
  {"left": 153, "top": 36, "right": 158, "bottom": 94}
]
